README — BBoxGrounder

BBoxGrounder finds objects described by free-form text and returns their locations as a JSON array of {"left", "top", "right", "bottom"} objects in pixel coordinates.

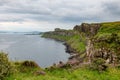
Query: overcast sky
[{"left": 0, "top": 0, "right": 120, "bottom": 32}]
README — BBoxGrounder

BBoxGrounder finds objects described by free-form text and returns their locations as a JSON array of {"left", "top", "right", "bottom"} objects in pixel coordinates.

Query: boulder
[{"left": 34, "top": 71, "right": 46, "bottom": 76}]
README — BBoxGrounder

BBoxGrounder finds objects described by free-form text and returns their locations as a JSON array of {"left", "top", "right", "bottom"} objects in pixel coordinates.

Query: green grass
[
  {"left": 7, "top": 67, "right": 120, "bottom": 80},
  {"left": 95, "top": 22, "right": 120, "bottom": 38},
  {"left": 67, "top": 33, "right": 86, "bottom": 53}
]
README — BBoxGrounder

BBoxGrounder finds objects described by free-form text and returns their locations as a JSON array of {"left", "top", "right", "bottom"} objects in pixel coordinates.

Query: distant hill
[{"left": 0, "top": 31, "right": 43, "bottom": 35}]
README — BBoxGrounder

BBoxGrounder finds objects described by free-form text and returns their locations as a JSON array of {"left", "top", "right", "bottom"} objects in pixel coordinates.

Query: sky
[{"left": 0, "top": 0, "right": 120, "bottom": 32}]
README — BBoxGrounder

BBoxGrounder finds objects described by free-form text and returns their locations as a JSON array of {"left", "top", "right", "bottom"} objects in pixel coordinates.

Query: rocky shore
[{"left": 48, "top": 41, "right": 83, "bottom": 69}]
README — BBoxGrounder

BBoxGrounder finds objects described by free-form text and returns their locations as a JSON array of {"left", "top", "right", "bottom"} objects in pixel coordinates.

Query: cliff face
[
  {"left": 84, "top": 22, "right": 120, "bottom": 66},
  {"left": 43, "top": 21, "right": 120, "bottom": 68},
  {"left": 73, "top": 23, "right": 101, "bottom": 36},
  {"left": 85, "top": 38, "right": 118, "bottom": 65}
]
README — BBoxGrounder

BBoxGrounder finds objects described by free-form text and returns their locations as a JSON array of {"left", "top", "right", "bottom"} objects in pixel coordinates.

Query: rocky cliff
[
  {"left": 43, "top": 21, "right": 120, "bottom": 70},
  {"left": 73, "top": 23, "right": 101, "bottom": 36},
  {"left": 83, "top": 22, "right": 120, "bottom": 69}
]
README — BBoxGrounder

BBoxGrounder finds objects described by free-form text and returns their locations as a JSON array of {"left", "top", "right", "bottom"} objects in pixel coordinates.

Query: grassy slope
[
  {"left": 7, "top": 21, "right": 120, "bottom": 80},
  {"left": 95, "top": 21, "right": 120, "bottom": 38},
  {"left": 67, "top": 32, "right": 86, "bottom": 53},
  {"left": 7, "top": 67, "right": 120, "bottom": 80}
]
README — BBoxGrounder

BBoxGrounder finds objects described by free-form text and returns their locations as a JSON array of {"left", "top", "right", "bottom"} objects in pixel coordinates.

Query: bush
[
  {"left": 90, "top": 58, "right": 107, "bottom": 72},
  {"left": 21, "top": 61, "right": 39, "bottom": 68},
  {"left": 18, "top": 61, "right": 40, "bottom": 73},
  {"left": 0, "top": 52, "right": 13, "bottom": 80}
]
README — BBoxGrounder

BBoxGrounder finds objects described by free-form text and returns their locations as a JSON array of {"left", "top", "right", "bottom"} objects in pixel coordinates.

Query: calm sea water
[{"left": 0, "top": 34, "right": 70, "bottom": 68}]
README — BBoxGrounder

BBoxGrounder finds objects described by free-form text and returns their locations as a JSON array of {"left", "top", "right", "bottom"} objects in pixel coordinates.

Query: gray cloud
[
  {"left": 0, "top": 0, "right": 8, "bottom": 6},
  {"left": 0, "top": 0, "right": 120, "bottom": 31},
  {"left": 103, "top": 1, "right": 120, "bottom": 16}
]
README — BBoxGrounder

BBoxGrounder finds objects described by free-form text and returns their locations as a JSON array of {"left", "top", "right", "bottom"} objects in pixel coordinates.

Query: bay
[{"left": 0, "top": 34, "right": 70, "bottom": 68}]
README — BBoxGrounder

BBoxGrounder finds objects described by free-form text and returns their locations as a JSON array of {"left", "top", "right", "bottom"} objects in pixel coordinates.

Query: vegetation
[
  {"left": 94, "top": 22, "right": 120, "bottom": 51},
  {"left": 0, "top": 52, "right": 13, "bottom": 80},
  {"left": 89, "top": 22, "right": 120, "bottom": 72},
  {"left": 95, "top": 21, "right": 120, "bottom": 38},
  {"left": 67, "top": 33, "right": 86, "bottom": 53},
  {"left": 6, "top": 66, "right": 120, "bottom": 80},
  {"left": 89, "top": 58, "right": 107, "bottom": 72}
]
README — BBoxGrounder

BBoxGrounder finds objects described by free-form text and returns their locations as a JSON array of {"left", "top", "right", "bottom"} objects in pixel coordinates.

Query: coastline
[{"left": 44, "top": 38, "right": 82, "bottom": 68}]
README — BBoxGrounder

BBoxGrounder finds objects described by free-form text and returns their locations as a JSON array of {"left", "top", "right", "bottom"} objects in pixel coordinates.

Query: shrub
[
  {"left": 0, "top": 52, "right": 13, "bottom": 80},
  {"left": 90, "top": 58, "right": 107, "bottom": 72},
  {"left": 21, "top": 60, "right": 39, "bottom": 68},
  {"left": 18, "top": 61, "right": 40, "bottom": 73}
]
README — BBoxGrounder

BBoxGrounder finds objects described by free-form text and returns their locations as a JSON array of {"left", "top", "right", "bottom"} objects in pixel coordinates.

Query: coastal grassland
[
  {"left": 7, "top": 66, "right": 120, "bottom": 80},
  {"left": 95, "top": 21, "right": 120, "bottom": 38},
  {"left": 67, "top": 32, "right": 86, "bottom": 53},
  {"left": 3, "top": 50, "right": 120, "bottom": 80}
]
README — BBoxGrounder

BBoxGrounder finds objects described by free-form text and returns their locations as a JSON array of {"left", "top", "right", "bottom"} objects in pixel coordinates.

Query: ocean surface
[{"left": 0, "top": 34, "right": 70, "bottom": 68}]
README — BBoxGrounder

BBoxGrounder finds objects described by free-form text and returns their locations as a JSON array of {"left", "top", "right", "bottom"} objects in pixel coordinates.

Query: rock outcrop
[
  {"left": 86, "top": 39, "right": 113, "bottom": 64},
  {"left": 74, "top": 23, "right": 101, "bottom": 36}
]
